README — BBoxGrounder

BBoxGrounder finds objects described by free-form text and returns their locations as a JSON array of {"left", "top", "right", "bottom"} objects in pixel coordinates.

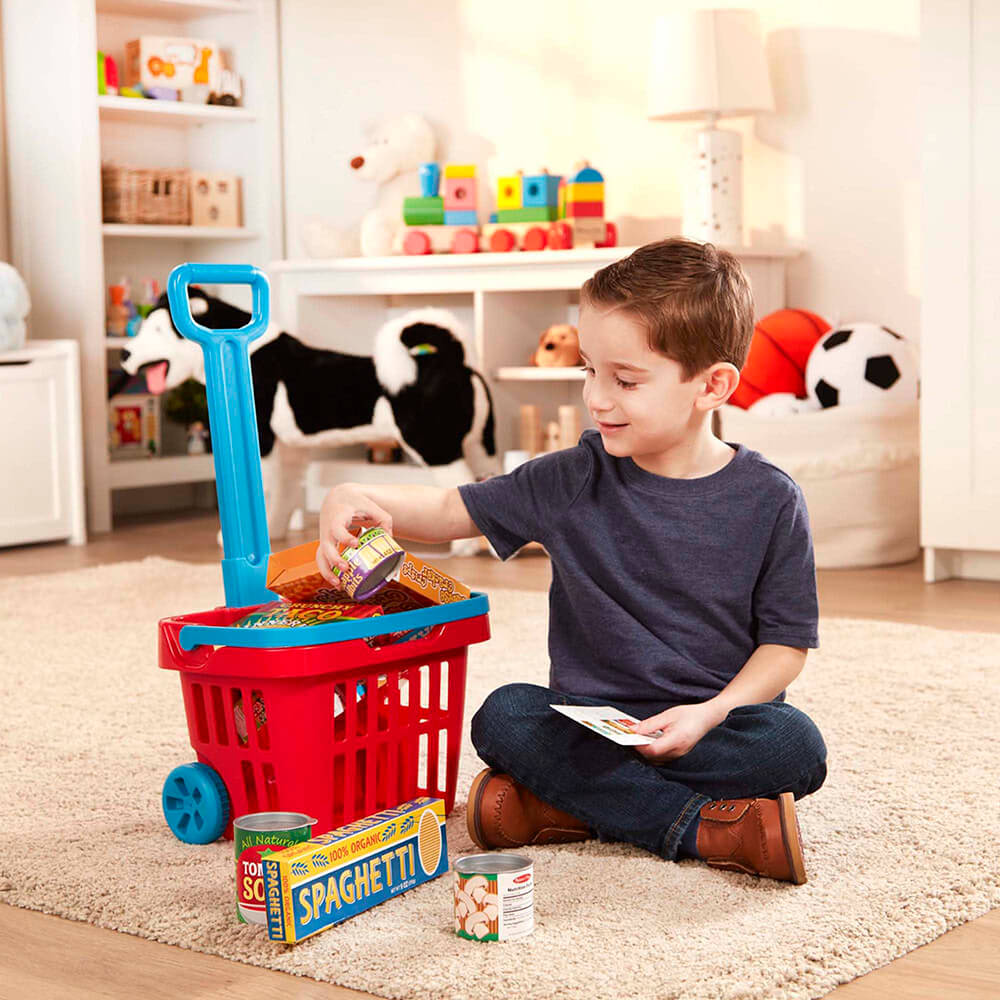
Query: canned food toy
[
  {"left": 333, "top": 527, "right": 405, "bottom": 600},
  {"left": 234, "top": 812, "right": 317, "bottom": 924},
  {"left": 453, "top": 853, "right": 534, "bottom": 941}
]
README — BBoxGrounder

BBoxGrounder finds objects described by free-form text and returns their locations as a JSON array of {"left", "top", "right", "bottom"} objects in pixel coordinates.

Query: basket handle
[{"left": 167, "top": 263, "right": 275, "bottom": 609}]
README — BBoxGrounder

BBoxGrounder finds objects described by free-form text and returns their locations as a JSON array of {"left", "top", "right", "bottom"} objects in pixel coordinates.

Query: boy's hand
[
  {"left": 317, "top": 485, "right": 393, "bottom": 583},
  {"left": 633, "top": 703, "right": 719, "bottom": 762}
]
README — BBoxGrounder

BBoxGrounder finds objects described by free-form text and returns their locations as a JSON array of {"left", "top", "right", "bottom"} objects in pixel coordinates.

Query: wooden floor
[{"left": 1, "top": 510, "right": 998, "bottom": 1000}]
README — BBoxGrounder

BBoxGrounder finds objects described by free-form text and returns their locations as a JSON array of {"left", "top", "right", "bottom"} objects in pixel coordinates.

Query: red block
[{"left": 566, "top": 200, "right": 603, "bottom": 218}]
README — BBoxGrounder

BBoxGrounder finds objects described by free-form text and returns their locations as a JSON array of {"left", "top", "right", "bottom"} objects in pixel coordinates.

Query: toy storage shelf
[
  {"left": 103, "top": 224, "right": 259, "bottom": 240},
  {"left": 95, "top": 0, "right": 253, "bottom": 16},
  {"left": 2, "top": 0, "right": 284, "bottom": 533},
  {"left": 108, "top": 453, "right": 216, "bottom": 489},
  {"left": 496, "top": 367, "right": 586, "bottom": 381},
  {"left": 271, "top": 245, "right": 797, "bottom": 489},
  {"left": 98, "top": 95, "right": 257, "bottom": 124}
]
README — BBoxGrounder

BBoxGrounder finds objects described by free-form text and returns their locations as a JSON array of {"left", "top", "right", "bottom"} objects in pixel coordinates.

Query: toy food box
[
  {"left": 266, "top": 540, "right": 471, "bottom": 606},
  {"left": 124, "top": 36, "right": 221, "bottom": 91},
  {"left": 263, "top": 797, "right": 448, "bottom": 943}
]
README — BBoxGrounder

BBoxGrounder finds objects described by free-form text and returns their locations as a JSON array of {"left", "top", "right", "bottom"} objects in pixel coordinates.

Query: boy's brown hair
[{"left": 580, "top": 238, "right": 755, "bottom": 380}]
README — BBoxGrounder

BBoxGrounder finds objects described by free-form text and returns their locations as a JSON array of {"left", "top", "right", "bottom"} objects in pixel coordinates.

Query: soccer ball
[{"left": 805, "top": 323, "right": 918, "bottom": 409}]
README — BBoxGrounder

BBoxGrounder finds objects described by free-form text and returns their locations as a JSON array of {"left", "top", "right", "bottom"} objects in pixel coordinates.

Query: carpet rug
[{"left": 1, "top": 558, "right": 998, "bottom": 1000}]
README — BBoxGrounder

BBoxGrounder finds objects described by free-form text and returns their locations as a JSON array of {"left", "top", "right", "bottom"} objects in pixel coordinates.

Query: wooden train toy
[{"left": 395, "top": 162, "right": 617, "bottom": 255}]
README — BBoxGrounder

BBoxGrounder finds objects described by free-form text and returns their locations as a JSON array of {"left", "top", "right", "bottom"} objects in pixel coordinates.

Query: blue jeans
[{"left": 470, "top": 683, "right": 828, "bottom": 861}]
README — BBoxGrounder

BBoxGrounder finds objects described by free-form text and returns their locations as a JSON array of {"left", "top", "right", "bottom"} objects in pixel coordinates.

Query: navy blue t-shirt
[{"left": 458, "top": 430, "right": 818, "bottom": 712}]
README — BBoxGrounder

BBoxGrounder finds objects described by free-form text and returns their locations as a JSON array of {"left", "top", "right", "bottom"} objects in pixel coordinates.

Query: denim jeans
[{"left": 470, "top": 683, "right": 828, "bottom": 861}]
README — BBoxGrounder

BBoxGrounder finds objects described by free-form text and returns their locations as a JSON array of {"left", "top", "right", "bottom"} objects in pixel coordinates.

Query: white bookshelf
[
  {"left": 271, "top": 246, "right": 798, "bottom": 475},
  {"left": 3, "top": 0, "right": 284, "bottom": 533}
]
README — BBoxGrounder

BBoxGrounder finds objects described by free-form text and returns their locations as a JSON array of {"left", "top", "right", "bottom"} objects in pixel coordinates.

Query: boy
[{"left": 318, "top": 239, "right": 828, "bottom": 885}]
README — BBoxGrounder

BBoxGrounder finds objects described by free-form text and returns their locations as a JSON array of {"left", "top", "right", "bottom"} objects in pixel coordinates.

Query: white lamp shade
[{"left": 648, "top": 9, "right": 774, "bottom": 121}]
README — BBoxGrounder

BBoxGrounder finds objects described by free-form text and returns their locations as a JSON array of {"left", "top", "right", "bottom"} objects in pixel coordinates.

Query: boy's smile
[{"left": 578, "top": 303, "right": 739, "bottom": 478}]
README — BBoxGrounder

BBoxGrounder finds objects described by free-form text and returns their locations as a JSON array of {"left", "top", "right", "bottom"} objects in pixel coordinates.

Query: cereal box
[
  {"left": 233, "top": 601, "right": 383, "bottom": 629},
  {"left": 263, "top": 798, "right": 448, "bottom": 943}
]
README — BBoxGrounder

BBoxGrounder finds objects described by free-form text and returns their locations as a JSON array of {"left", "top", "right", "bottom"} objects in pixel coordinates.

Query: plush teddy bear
[
  {"left": 301, "top": 113, "right": 436, "bottom": 258},
  {"left": 530, "top": 323, "right": 581, "bottom": 367},
  {"left": 0, "top": 261, "right": 30, "bottom": 353}
]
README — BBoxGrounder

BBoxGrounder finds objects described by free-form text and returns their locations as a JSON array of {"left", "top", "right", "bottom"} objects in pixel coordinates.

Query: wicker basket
[{"left": 102, "top": 164, "right": 191, "bottom": 225}]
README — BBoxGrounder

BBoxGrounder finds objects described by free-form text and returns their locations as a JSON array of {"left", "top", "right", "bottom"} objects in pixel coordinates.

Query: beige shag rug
[{"left": 1, "top": 558, "right": 999, "bottom": 1000}]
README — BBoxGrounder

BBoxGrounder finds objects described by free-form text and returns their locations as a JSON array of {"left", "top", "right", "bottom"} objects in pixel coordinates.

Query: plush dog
[
  {"left": 301, "top": 112, "right": 436, "bottom": 258},
  {"left": 530, "top": 323, "right": 581, "bottom": 367},
  {"left": 119, "top": 288, "right": 497, "bottom": 546}
]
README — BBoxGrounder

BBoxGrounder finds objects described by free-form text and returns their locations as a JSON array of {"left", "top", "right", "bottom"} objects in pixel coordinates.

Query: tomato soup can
[
  {"left": 453, "top": 853, "right": 534, "bottom": 941},
  {"left": 234, "top": 812, "right": 316, "bottom": 924},
  {"left": 335, "top": 527, "right": 405, "bottom": 601}
]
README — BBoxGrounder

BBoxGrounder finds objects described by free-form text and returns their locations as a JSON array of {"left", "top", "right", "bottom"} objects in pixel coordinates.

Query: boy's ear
[{"left": 697, "top": 362, "right": 740, "bottom": 412}]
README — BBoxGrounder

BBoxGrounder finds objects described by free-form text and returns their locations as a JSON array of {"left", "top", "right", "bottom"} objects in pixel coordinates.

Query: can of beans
[
  {"left": 234, "top": 812, "right": 316, "bottom": 924},
  {"left": 453, "top": 853, "right": 534, "bottom": 941},
  {"left": 334, "top": 527, "right": 405, "bottom": 600}
]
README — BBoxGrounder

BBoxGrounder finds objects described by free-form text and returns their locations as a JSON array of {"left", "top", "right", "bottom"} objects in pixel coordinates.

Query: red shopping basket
[
  {"left": 160, "top": 603, "right": 489, "bottom": 840},
  {"left": 157, "top": 263, "right": 491, "bottom": 844}
]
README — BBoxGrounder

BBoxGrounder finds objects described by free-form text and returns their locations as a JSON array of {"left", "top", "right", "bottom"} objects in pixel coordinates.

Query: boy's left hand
[{"left": 633, "top": 703, "right": 720, "bottom": 762}]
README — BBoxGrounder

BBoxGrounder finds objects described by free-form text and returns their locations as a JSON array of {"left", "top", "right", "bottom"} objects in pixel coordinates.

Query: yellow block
[
  {"left": 497, "top": 175, "right": 522, "bottom": 211},
  {"left": 444, "top": 164, "right": 476, "bottom": 178},
  {"left": 567, "top": 181, "right": 604, "bottom": 202}
]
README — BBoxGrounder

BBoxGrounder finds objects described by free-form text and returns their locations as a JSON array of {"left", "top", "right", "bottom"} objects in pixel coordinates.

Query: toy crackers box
[
  {"left": 266, "top": 540, "right": 471, "bottom": 606},
  {"left": 263, "top": 798, "right": 448, "bottom": 943}
]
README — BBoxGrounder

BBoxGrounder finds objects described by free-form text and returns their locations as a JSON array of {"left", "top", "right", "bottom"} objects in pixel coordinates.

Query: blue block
[
  {"left": 419, "top": 162, "right": 441, "bottom": 198},
  {"left": 522, "top": 174, "right": 562, "bottom": 207},
  {"left": 570, "top": 165, "right": 604, "bottom": 184},
  {"left": 444, "top": 210, "right": 478, "bottom": 226}
]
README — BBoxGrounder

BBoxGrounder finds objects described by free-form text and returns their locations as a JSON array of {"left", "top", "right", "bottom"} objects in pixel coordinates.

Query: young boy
[{"left": 317, "top": 239, "right": 827, "bottom": 885}]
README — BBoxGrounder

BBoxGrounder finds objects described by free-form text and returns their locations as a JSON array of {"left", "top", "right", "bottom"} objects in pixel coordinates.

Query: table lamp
[{"left": 648, "top": 9, "right": 774, "bottom": 246}]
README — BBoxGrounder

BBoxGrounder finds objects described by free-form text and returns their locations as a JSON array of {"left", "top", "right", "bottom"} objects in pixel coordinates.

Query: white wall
[{"left": 280, "top": 0, "right": 919, "bottom": 339}]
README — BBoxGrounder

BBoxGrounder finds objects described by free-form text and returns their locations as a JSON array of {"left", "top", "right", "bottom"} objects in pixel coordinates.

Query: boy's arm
[
  {"left": 702, "top": 644, "right": 808, "bottom": 727},
  {"left": 317, "top": 482, "right": 476, "bottom": 579}
]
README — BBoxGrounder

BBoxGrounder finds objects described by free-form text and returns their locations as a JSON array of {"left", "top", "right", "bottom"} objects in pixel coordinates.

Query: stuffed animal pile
[{"left": 730, "top": 308, "right": 919, "bottom": 416}]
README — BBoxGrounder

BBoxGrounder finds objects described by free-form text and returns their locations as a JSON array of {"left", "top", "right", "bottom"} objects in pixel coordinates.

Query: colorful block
[
  {"left": 444, "top": 176, "right": 476, "bottom": 211},
  {"left": 418, "top": 163, "right": 441, "bottom": 198},
  {"left": 569, "top": 165, "right": 604, "bottom": 184},
  {"left": 566, "top": 200, "right": 604, "bottom": 218},
  {"left": 566, "top": 181, "right": 604, "bottom": 202},
  {"left": 497, "top": 175, "right": 522, "bottom": 211},
  {"left": 444, "top": 209, "right": 478, "bottom": 225},
  {"left": 403, "top": 196, "right": 444, "bottom": 226},
  {"left": 444, "top": 164, "right": 476, "bottom": 178},
  {"left": 522, "top": 174, "right": 562, "bottom": 208},
  {"left": 497, "top": 206, "right": 557, "bottom": 223}
]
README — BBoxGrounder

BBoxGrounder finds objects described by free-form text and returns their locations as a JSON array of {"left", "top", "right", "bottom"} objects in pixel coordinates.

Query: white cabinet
[
  {"left": 270, "top": 245, "right": 796, "bottom": 491},
  {"left": 921, "top": 0, "right": 1000, "bottom": 581},
  {"left": 0, "top": 341, "right": 86, "bottom": 547}
]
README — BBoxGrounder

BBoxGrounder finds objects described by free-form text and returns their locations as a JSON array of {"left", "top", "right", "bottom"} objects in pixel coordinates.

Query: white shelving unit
[
  {"left": 271, "top": 246, "right": 797, "bottom": 483},
  {"left": 2, "top": 0, "right": 284, "bottom": 532}
]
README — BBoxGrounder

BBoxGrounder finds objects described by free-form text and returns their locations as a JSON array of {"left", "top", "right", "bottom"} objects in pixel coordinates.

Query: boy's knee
[
  {"left": 470, "top": 683, "right": 547, "bottom": 752},
  {"left": 780, "top": 705, "right": 828, "bottom": 797}
]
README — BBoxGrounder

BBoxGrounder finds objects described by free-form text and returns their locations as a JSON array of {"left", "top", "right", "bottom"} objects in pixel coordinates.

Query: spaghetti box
[
  {"left": 263, "top": 797, "right": 448, "bottom": 943},
  {"left": 266, "top": 540, "right": 471, "bottom": 606}
]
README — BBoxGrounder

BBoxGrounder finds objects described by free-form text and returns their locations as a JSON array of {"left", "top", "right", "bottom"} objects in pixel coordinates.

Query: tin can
[
  {"left": 234, "top": 812, "right": 316, "bottom": 924},
  {"left": 453, "top": 853, "right": 534, "bottom": 941},
  {"left": 334, "top": 527, "right": 405, "bottom": 600}
]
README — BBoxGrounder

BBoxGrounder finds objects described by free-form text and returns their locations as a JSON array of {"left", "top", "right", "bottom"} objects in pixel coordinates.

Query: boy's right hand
[{"left": 317, "top": 484, "right": 394, "bottom": 583}]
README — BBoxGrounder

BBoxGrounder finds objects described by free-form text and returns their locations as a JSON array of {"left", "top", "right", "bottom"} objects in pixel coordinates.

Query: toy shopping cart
[{"left": 158, "top": 263, "right": 490, "bottom": 844}]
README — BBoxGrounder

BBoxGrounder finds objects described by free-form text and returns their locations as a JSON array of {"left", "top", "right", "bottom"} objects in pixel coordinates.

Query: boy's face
[{"left": 578, "top": 303, "right": 716, "bottom": 461}]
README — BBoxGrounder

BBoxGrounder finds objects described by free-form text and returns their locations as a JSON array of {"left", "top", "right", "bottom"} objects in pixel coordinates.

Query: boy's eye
[{"left": 615, "top": 376, "right": 638, "bottom": 389}]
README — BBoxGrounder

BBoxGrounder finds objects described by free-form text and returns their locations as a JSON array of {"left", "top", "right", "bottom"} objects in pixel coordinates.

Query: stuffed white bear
[
  {"left": 0, "top": 262, "right": 30, "bottom": 353},
  {"left": 301, "top": 113, "right": 436, "bottom": 259}
]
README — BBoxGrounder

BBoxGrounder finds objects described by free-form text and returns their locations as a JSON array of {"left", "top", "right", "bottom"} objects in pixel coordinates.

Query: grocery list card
[{"left": 550, "top": 705, "right": 662, "bottom": 746}]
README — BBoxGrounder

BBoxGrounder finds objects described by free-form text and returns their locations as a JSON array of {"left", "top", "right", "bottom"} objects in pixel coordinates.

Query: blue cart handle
[{"left": 167, "top": 263, "right": 276, "bottom": 609}]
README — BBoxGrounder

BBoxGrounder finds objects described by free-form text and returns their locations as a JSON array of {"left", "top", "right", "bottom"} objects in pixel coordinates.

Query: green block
[
  {"left": 403, "top": 196, "right": 444, "bottom": 225},
  {"left": 497, "top": 206, "right": 558, "bottom": 223}
]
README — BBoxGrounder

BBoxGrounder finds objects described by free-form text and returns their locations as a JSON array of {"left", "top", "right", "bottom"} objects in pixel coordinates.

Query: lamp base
[{"left": 682, "top": 127, "right": 743, "bottom": 246}]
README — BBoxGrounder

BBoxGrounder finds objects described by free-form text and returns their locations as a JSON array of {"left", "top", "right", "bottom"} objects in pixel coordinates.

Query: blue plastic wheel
[{"left": 162, "top": 762, "right": 230, "bottom": 844}]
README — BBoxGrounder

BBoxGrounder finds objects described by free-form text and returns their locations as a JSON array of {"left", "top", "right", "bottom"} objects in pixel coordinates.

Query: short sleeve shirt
[{"left": 458, "top": 429, "right": 818, "bottom": 712}]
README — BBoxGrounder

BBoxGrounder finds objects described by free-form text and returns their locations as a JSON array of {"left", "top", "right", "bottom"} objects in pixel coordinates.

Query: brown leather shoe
[
  {"left": 466, "top": 768, "right": 593, "bottom": 850},
  {"left": 695, "top": 792, "right": 808, "bottom": 884}
]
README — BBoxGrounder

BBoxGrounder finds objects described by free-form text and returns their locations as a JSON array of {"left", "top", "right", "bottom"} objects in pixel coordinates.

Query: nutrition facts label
[{"left": 498, "top": 870, "right": 534, "bottom": 939}]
